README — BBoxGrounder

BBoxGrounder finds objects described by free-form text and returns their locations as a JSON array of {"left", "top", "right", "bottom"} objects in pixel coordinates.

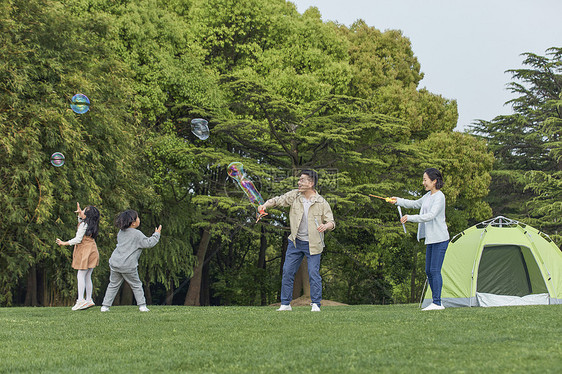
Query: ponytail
[{"left": 115, "top": 209, "right": 138, "bottom": 230}]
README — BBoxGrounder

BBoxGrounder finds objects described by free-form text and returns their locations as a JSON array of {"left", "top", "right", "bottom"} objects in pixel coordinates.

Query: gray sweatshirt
[
  {"left": 396, "top": 190, "right": 449, "bottom": 244},
  {"left": 108, "top": 228, "right": 161, "bottom": 272}
]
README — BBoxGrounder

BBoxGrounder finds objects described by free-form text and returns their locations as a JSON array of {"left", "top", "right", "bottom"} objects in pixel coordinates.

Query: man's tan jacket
[{"left": 270, "top": 189, "right": 335, "bottom": 255}]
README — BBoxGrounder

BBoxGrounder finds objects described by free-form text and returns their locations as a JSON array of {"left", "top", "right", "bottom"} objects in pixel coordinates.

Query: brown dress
[{"left": 72, "top": 235, "right": 99, "bottom": 270}]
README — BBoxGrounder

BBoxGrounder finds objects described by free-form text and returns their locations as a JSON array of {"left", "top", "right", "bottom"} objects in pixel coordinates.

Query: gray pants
[{"left": 102, "top": 267, "right": 146, "bottom": 307}]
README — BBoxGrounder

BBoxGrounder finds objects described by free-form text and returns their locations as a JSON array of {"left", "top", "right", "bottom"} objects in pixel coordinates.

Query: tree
[
  {"left": 471, "top": 47, "right": 562, "bottom": 245},
  {"left": 66, "top": 0, "right": 230, "bottom": 305},
  {"left": 187, "top": 0, "right": 359, "bottom": 302},
  {"left": 336, "top": 20, "right": 458, "bottom": 140},
  {"left": 0, "top": 0, "right": 153, "bottom": 305},
  {"left": 1, "top": 0, "right": 499, "bottom": 307}
]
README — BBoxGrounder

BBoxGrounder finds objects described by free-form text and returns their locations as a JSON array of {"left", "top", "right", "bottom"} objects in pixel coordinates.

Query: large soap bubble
[
  {"left": 227, "top": 161, "right": 267, "bottom": 222},
  {"left": 70, "top": 94, "right": 90, "bottom": 114},
  {"left": 227, "top": 162, "right": 264, "bottom": 205},
  {"left": 50, "top": 152, "right": 65, "bottom": 167},
  {"left": 227, "top": 162, "right": 245, "bottom": 179},
  {"left": 191, "top": 118, "right": 210, "bottom": 140}
]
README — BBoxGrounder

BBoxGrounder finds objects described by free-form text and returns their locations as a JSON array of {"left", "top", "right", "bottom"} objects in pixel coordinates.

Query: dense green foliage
[
  {"left": 472, "top": 47, "right": 562, "bottom": 246},
  {"left": 0, "top": 0, "right": 153, "bottom": 306},
  {"left": 1, "top": 305, "right": 561, "bottom": 372},
  {"left": 2, "top": 0, "right": 501, "bottom": 307}
]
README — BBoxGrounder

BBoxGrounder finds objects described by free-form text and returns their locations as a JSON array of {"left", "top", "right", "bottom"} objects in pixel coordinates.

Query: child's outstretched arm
[
  {"left": 56, "top": 222, "right": 87, "bottom": 246},
  {"left": 137, "top": 225, "right": 162, "bottom": 249}
]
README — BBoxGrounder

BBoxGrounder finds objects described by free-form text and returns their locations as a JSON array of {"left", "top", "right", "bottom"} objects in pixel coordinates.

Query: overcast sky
[{"left": 290, "top": 0, "right": 562, "bottom": 131}]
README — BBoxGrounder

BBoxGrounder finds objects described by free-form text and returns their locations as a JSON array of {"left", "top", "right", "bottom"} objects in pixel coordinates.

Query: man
[{"left": 258, "top": 170, "right": 335, "bottom": 312}]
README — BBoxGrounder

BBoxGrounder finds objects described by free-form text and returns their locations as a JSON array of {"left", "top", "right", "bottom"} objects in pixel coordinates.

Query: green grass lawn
[{"left": 0, "top": 304, "right": 560, "bottom": 373}]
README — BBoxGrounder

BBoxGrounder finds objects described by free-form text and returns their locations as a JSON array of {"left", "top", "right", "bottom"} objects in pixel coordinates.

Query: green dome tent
[{"left": 422, "top": 216, "right": 562, "bottom": 308}]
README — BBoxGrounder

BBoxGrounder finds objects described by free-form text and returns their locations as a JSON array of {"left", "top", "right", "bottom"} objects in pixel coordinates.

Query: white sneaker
[
  {"left": 100, "top": 306, "right": 110, "bottom": 312},
  {"left": 311, "top": 303, "right": 321, "bottom": 312},
  {"left": 422, "top": 303, "right": 445, "bottom": 311},
  {"left": 71, "top": 300, "right": 86, "bottom": 311},
  {"left": 276, "top": 304, "right": 292, "bottom": 311},
  {"left": 79, "top": 300, "right": 95, "bottom": 310},
  {"left": 139, "top": 305, "right": 150, "bottom": 312}
]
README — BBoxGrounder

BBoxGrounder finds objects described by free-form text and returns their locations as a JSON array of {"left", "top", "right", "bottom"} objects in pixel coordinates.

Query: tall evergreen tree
[{"left": 471, "top": 47, "right": 562, "bottom": 245}]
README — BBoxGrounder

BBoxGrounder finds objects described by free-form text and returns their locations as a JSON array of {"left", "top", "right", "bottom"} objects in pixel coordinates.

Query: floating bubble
[
  {"left": 70, "top": 94, "right": 90, "bottom": 114},
  {"left": 227, "top": 162, "right": 264, "bottom": 205},
  {"left": 50, "top": 152, "right": 65, "bottom": 167},
  {"left": 239, "top": 178, "right": 265, "bottom": 205},
  {"left": 227, "top": 162, "right": 245, "bottom": 179},
  {"left": 190, "top": 118, "right": 210, "bottom": 140}
]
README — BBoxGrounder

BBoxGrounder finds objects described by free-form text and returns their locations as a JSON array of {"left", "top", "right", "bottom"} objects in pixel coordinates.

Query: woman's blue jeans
[
  {"left": 280, "top": 239, "right": 322, "bottom": 306},
  {"left": 425, "top": 240, "right": 449, "bottom": 306}
]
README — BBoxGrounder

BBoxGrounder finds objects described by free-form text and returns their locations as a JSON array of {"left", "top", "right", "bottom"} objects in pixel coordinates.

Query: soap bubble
[
  {"left": 50, "top": 152, "right": 65, "bottom": 167},
  {"left": 70, "top": 94, "right": 90, "bottom": 114},
  {"left": 227, "top": 162, "right": 265, "bottom": 205},
  {"left": 227, "top": 162, "right": 245, "bottom": 179},
  {"left": 191, "top": 118, "right": 210, "bottom": 140}
]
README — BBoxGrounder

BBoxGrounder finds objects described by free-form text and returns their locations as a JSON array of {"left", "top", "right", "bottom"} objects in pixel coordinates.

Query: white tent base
[
  {"left": 421, "top": 298, "right": 476, "bottom": 308},
  {"left": 476, "top": 292, "right": 549, "bottom": 307},
  {"left": 421, "top": 294, "right": 559, "bottom": 308}
]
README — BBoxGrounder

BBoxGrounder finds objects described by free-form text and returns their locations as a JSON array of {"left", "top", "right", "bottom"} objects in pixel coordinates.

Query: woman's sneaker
[
  {"left": 422, "top": 303, "right": 445, "bottom": 311},
  {"left": 311, "top": 303, "right": 321, "bottom": 312},
  {"left": 276, "top": 304, "right": 292, "bottom": 311},
  {"left": 100, "top": 306, "right": 110, "bottom": 312},
  {"left": 139, "top": 305, "right": 150, "bottom": 312}
]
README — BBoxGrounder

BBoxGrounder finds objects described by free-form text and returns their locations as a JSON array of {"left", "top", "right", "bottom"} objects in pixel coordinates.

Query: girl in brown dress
[{"left": 56, "top": 202, "right": 100, "bottom": 310}]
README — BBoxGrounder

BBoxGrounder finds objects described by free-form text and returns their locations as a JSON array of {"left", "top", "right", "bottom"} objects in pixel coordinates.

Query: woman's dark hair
[
  {"left": 115, "top": 209, "right": 138, "bottom": 230},
  {"left": 424, "top": 168, "right": 444, "bottom": 190},
  {"left": 300, "top": 169, "right": 318, "bottom": 187},
  {"left": 83, "top": 206, "right": 100, "bottom": 239}
]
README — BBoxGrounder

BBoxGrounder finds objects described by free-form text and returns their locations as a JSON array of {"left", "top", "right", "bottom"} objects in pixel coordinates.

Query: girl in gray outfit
[{"left": 101, "top": 210, "right": 162, "bottom": 312}]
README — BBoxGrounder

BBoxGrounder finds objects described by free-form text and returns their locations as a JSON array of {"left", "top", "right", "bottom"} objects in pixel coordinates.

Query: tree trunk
[
  {"left": 278, "top": 232, "right": 289, "bottom": 302},
  {"left": 24, "top": 265, "right": 38, "bottom": 306},
  {"left": 41, "top": 268, "right": 48, "bottom": 307},
  {"left": 144, "top": 282, "right": 152, "bottom": 305},
  {"left": 200, "top": 251, "right": 211, "bottom": 306},
  {"left": 165, "top": 284, "right": 174, "bottom": 305},
  {"left": 120, "top": 282, "right": 133, "bottom": 305},
  {"left": 258, "top": 226, "right": 267, "bottom": 305},
  {"left": 293, "top": 259, "right": 310, "bottom": 299},
  {"left": 410, "top": 248, "right": 418, "bottom": 303},
  {"left": 184, "top": 228, "right": 211, "bottom": 306}
]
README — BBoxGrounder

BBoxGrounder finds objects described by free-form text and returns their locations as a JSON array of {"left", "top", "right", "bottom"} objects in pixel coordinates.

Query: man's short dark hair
[{"left": 300, "top": 169, "right": 318, "bottom": 187}]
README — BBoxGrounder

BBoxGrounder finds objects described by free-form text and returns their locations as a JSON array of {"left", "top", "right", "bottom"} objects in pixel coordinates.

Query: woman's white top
[{"left": 396, "top": 190, "right": 449, "bottom": 244}]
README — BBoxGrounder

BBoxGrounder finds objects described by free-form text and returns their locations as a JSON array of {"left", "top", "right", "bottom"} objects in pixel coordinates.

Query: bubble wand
[
  {"left": 369, "top": 194, "right": 395, "bottom": 203},
  {"left": 227, "top": 162, "right": 268, "bottom": 223},
  {"left": 368, "top": 194, "right": 407, "bottom": 233}
]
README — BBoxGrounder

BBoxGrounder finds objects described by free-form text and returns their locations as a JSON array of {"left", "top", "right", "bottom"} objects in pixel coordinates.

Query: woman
[{"left": 392, "top": 168, "right": 449, "bottom": 311}]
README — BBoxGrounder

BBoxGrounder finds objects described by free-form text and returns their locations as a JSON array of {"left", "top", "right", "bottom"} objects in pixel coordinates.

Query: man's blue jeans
[
  {"left": 425, "top": 240, "right": 449, "bottom": 306},
  {"left": 281, "top": 239, "right": 322, "bottom": 306}
]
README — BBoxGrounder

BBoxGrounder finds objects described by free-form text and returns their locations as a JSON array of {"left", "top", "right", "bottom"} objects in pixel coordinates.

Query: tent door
[{"left": 477, "top": 245, "right": 548, "bottom": 296}]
